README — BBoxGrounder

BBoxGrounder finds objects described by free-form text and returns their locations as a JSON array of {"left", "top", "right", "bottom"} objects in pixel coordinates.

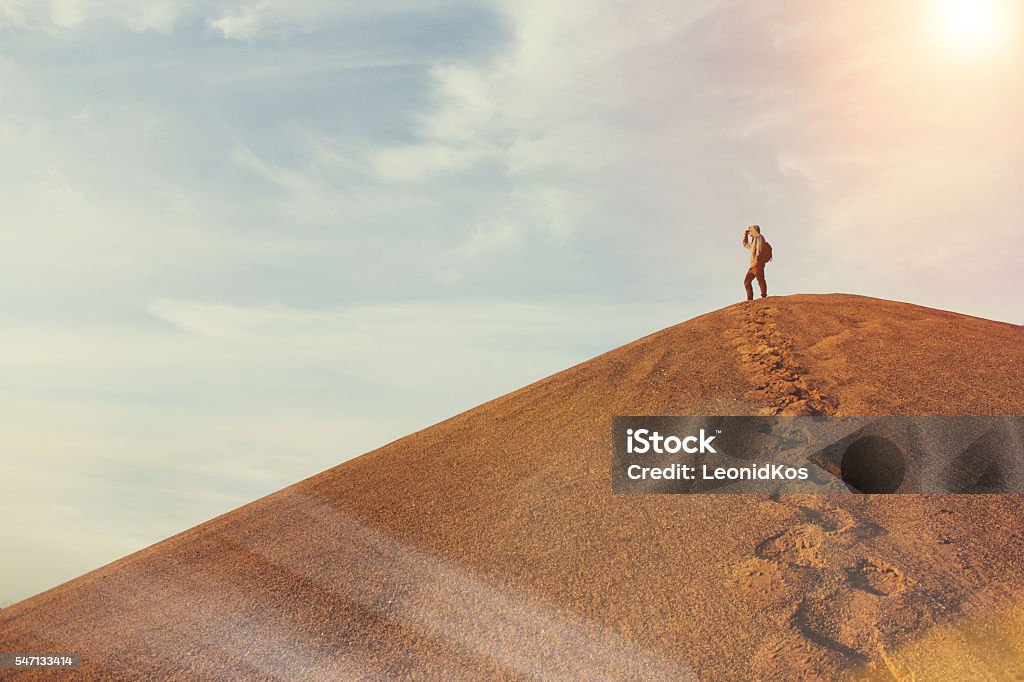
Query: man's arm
[{"left": 743, "top": 233, "right": 752, "bottom": 249}]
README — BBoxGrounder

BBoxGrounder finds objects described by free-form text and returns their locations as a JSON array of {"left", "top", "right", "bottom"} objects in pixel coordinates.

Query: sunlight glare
[{"left": 937, "top": 0, "right": 1004, "bottom": 51}]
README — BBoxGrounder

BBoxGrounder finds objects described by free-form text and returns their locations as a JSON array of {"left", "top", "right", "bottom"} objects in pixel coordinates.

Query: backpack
[{"left": 759, "top": 239, "right": 773, "bottom": 264}]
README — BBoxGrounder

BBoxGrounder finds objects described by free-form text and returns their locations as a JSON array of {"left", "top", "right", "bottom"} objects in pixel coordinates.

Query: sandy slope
[{"left": 2, "top": 294, "right": 1023, "bottom": 680}]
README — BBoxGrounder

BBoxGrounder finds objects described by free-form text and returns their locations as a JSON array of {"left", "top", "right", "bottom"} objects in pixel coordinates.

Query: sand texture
[{"left": 2, "top": 294, "right": 1023, "bottom": 680}]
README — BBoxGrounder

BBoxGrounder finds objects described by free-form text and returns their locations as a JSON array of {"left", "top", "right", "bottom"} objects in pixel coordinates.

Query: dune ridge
[{"left": 2, "top": 294, "right": 1023, "bottom": 680}]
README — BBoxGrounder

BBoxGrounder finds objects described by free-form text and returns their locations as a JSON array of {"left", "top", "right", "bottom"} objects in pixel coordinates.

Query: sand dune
[{"left": 3, "top": 294, "right": 1023, "bottom": 680}]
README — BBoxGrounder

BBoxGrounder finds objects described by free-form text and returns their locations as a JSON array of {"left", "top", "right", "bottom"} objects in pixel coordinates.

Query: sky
[{"left": 2, "top": 0, "right": 1022, "bottom": 605}]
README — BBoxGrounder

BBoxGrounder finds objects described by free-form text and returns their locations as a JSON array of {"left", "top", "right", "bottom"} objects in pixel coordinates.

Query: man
[{"left": 742, "top": 224, "right": 768, "bottom": 300}]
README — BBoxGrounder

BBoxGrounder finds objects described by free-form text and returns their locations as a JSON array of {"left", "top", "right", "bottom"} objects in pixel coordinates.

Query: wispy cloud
[{"left": 0, "top": 0, "right": 195, "bottom": 32}]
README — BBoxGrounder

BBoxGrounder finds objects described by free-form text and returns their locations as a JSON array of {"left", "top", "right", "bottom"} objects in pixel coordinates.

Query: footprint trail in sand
[
  {"left": 734, "top": 495, "right": 919, "bottom": 680},
  {"left": 728, "top": 303, "right": 839, "bottom": 416},
  {"left": 726, "top": 306, "right": 922, "bottom": 678}
]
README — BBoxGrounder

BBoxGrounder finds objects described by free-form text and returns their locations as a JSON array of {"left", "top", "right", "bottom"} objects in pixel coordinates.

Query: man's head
[{"left": 747, "top": 224, "right": 761, "bottom": 235}]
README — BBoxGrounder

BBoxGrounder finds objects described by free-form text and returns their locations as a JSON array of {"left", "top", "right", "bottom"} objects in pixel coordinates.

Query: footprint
[
  {"left": 795, "top": 500, "right": 856, "bottom": 535},
  {"left": 757, "top": 525, "right": 828, "bottom": 568},
  {"left": 732, "top": 557, "right": 815, "bottom": 609},
  {"left": 791, "top": 595, "right": 872, "bottom": 666},
  {"left": 846, "top": 559, "right": 906, "bottom": 597},
  {"left": 753, "top": 499, "right": 861, "bottom": 567},
  {"left": 773, "top": 496, "right": 857, "bottom": 533},
  {"left": 752, "top": 631, "right": 848, "bottom": 681}
]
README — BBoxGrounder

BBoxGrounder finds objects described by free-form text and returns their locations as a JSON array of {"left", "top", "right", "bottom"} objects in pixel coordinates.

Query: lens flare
[{"left": 937, "top": 0, "right": 1004, "bottom": 50}]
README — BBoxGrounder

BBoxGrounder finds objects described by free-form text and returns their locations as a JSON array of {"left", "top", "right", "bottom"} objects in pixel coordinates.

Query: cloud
[
  {"left": 215, "top": 0, "right": 730, "bottom": 295},
  {"left": 204, "top": 0, "right": 487, "bottom": 41},
  {"left": 0, "top": 0, "right": 194, "bottom": 32},
  {"left": 207, "top": 6, "right": 258, "bottom": 40},
  {"left": 369, "top": 142, "right": 485, "bottom": 181},
  {"left": 1, "top": 0, "right": 477, "bottom": 35}
]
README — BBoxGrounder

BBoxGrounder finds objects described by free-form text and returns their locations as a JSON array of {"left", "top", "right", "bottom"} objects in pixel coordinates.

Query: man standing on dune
[{"left": 742, "top": 224, "right": 770, "bottom": 301}]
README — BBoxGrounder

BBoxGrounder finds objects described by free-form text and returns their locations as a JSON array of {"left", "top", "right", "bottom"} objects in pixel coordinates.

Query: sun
[{"left": 936, "top": 0, "right": 1004, "bottom": 50}]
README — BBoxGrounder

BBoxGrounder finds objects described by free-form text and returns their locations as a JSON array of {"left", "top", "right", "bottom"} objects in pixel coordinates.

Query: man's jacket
[{"left": 743, "top": 234, "right": 764, "bottom": 268}]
